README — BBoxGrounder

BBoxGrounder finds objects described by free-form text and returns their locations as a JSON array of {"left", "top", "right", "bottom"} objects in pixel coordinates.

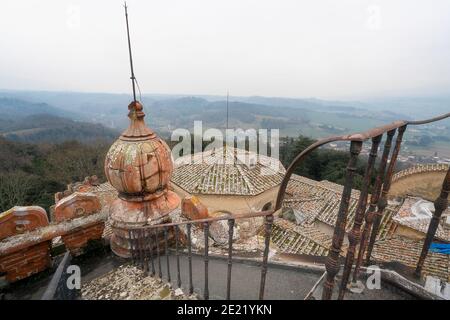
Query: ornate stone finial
[
  {"left": 121, "top": 101, "right": 155, "bottom": 140},
  {"left": 104, "top": 101, "right": 180, "bottom": 257},
  {"left": 104, "top": 5, "right": 180, "bottom": 258}
]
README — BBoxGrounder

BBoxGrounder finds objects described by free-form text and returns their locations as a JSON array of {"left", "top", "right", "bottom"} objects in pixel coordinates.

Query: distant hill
[
  {"left": 0, "top": 92, "right": 418, "bottom": 140},
  {"left": 146, "top": 96, "right": 392, "bottom": 138},
  {"left": 0, "top": 90, "right": 448, "bottom": 141},
  {"left": 0, "top": 97, "right": 119, "bottom": 143},
  {"left": 0, "top": 114, "right": 119, "bottom": 144},
  {"left": 0, "top": 97, "right": 79, "bottom": 120}
]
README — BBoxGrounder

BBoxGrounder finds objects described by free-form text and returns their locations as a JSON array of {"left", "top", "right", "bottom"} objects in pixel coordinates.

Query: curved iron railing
[
  {"left": 121, "top": 111, "right": 449, "bottom": 301},
  {"left": 273, "top": 112, "right": 450, "bottom": 300},
  {"left": 114, "top": 209, "right": 274, "bottom": 300}
]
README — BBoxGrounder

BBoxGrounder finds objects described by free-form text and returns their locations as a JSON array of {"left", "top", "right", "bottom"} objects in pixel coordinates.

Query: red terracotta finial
[
  {"left": 104, "top": 3, "right": 180, "bottom": 258},
  {"left": 127, "top": 100, "right": 144, "bottom": 119},
  {"left": 121, "top": 100, "right": 155, "bottom": 140}
]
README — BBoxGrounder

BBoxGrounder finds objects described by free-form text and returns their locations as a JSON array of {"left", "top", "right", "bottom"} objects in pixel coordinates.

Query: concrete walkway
[
  {"left": 2, "top": 249, "right": 421, "bottom": 300},
  {"left": 1, "top": 249, "right": 322, "bottom": 300},
  {"left": 151, "top": 253, "right": 322, "bottom": 300}
]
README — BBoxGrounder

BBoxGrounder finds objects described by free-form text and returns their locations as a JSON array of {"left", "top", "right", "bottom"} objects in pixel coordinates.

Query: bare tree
[{"left": 0, "top": 171, "right": 34, "bottom": 212}]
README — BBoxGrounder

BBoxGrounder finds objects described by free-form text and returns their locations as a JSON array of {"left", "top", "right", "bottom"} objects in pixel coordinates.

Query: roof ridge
[
  {"left": 193, "top": 163, "right": 216, "bottom": 193},
  {"left": 234, "top": 163, "right": 254, "bottom": 194}
]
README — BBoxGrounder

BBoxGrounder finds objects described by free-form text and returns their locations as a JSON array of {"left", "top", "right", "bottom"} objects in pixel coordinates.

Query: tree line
[
  {"left": 0, "top": 138, "right": 109, "bottom": 212},
  {"left": 0, "top": 135, "right": 374, "bottom": 213}
]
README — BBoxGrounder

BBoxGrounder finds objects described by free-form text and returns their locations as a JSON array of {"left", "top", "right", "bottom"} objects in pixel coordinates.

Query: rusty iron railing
[
  {"left": 124, "top": 210, "right": 274, "bottom": 300},
  {"left": 273, "top": 112, "right": 450, "bottom": 300},
  {"left": 415, "top": 167, "right": 450, "bottom": 277},
  {"left": 122, "top": 111, "right": 449, "bottom": 300}
]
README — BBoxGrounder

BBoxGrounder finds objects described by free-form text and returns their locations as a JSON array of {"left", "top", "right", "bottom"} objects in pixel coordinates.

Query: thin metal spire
[{"left": 124, "top": 2, "right": 137, "bottom": 102}]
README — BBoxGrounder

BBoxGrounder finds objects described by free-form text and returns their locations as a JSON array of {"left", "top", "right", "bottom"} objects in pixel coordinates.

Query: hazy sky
[{"left": 1, "top": 0, "right": 450, "bottom": 99}]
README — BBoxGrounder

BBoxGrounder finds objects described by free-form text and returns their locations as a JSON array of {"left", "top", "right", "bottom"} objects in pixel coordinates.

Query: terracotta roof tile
[
  {"left": 284, "top": 175, "right": 398, "bottom": 239},
  {"left": 372, "top": 236, "right": 450, "bottom": 282},
  {"left": 172, "top": 147, "right": 286, "bottom": 196}
]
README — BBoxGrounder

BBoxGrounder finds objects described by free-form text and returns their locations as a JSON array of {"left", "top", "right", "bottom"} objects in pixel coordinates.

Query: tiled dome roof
[{"left": 172, "top": 146, "right": 286, "bottom": 196}]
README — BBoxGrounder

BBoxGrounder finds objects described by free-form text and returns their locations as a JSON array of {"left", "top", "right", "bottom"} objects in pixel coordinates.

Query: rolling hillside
[{"left": 0, "top": 98, "right": 119, "bottom": 143}]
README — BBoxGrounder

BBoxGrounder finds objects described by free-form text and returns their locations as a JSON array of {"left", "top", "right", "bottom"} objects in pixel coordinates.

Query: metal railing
[
  {"left": 415, "top": 168, "right": 450, "bottom": 277},
  {"left": 41, "top": 251, "right": 79, "bottom": 300},
  {"left": 123, "top": 112, "right": 450, "bottom": 300},
  {"left": 124, "top": 210, "right": 274, "bottom": 300},
  {"left": 273, "top": 112, "right": 450, "bottom": 300}
]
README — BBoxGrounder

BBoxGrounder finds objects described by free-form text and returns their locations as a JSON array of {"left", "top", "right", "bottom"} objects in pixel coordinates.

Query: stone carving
[
  {"left": 53, "top": 192, "right": 104, "bottom": 256},
  {"left": 54, "top": 192, "right": 101, "bottom": 222},
  {"left": 55, "top": 175, "right": 100, "bottom": 203},
  {"left": 0, "top": 206, "right": 49, "bottom": 240},
  {"left": 0, "top": 206, "right": 51, "bottom": 283}
]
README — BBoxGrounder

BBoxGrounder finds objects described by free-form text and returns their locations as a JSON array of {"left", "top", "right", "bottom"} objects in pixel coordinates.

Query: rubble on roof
[
  {"left": 283, "top": 175, "right": 399, "bottom": 239},
  {"left": 81, "top": 264, "right": 198, "bottom": 300},
  {"left": 270, "top": 217, "right": 332, "bottom": 257},
  {"left": 393, "top": 196, "right": 450, "bottom": 242},
  {"left": 275, "top": 174, "right": 450, "bottom": 285}
]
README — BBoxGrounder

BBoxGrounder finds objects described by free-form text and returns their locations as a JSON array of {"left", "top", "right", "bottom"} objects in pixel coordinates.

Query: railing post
[
  {"left": 415, "top": 168, "right": 450, "bottom": 277},
  {"left": 365, "top": 125, "right": 407, "bottom": 265},
  {"left": 338, "top": 135, "right": 381, "bottom": 299},
  {"left": 138, "top": 229, "right": 147, "bottom": 273},
  {"left": 155, "top": 227, "right": 162, "bottom": 279},
  {"left": 187, "top": 223, "right": 194, "bottom": 295},
  {"left": 128, "top": 230, "right": 136, "bottom": 265},
  {"left": 203, "top": 222, "right": 210, "bottom": 300},
  {"left": 259, "top": 213, "right": 273, "bottom": 300},
  {"left": 175, "top": 225, "right": 182, "bottom": 288},
  {"left": 148, "top": 228, "right": 155, "bottom": 276},
  {"left": 353, "top": 129, "right": 395, "bottom": 282},
  {"left": 227, "top": 218, "right": 235, "bottom": 300},
  {"left": 164, "top": 227, "right": 171, "bottom": 282},
  {"left": 322, "top": 140, "right": 362, "bottom": 300},
  {"left": 142, "top": 229, "right": 150, "bottom": 275}
]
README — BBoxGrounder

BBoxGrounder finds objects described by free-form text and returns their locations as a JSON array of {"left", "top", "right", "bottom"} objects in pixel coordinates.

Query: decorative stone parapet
[
  {"left": 55, "top": 192, "right": 104, "bottom": 256},
  {"left": 61, "top": 222, "right": 105, "bottom": 256},
  {"left": 54, "top": 192, "right": 101, "bottom": 222},
  {"left": 0, "top": 204, "right": 107, "bottom": 283},
  {"left": 0, "top": 241, "right": 51, "bottom": 283},
  {"left": 0, "top": 206, "right": 49, "bottom": 240},
  {"left": 0, "top": 206, "right": 51, "bottom": 283},
  {"left": 54, "top": 175, "right": 100, "bottom": 203}
]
